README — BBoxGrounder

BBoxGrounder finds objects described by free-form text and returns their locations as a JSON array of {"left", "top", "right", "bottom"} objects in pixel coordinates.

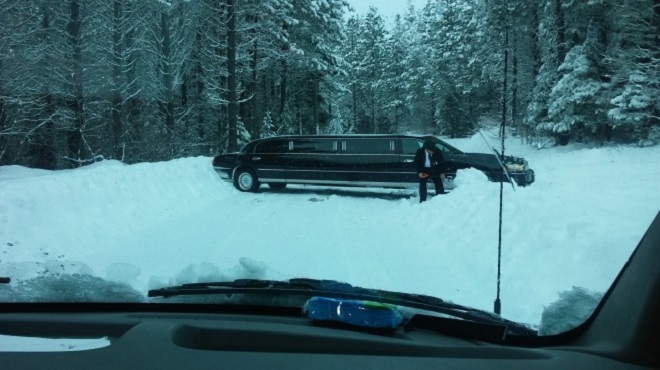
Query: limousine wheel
[{"left": 234, "top": 168, "right": 260, "bottom": 192}]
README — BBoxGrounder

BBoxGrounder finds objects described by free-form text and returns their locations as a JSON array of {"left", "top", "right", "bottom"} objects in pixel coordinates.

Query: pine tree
[
  {"left": 326, "top": 110, "right": 346, "bottom": 134},
  {"left": 237, "top": 117, "right": 252, "bottom": 147},
  {"left": 278, "top": 103, "right": 296, "bottom": 135},
  {"left": 260, "top": 111, "right": 276, "bottom": 138},
  {"left": 605, "top": 0, "right": 659, "bottom": 143},
  {"left": 545, "top": 22, "right": 609, "bottom": 143},
  {"left": 524, "top": 0, "right": 561, "bottom": 144},
  {"left": 381, "top": 14, "right": 412, "bottom": 133}
]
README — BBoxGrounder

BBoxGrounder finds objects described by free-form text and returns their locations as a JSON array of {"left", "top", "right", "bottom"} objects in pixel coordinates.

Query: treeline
[
  {"left": 0, "top": 0, "right": 658, "bottom": 169},
  {"left": 337, "top": 0, "right": 659, "bottom": 145},
  {"left": 0, "top": 0, "right": 347, "bottom": 169}
]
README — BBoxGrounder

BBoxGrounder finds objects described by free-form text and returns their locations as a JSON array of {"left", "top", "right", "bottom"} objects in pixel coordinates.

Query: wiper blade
[{"left": 148, "top": 278, "right": 535, "bottom": 336}]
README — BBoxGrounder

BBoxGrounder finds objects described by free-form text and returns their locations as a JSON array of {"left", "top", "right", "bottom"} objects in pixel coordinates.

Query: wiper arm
[
  {"left": 148, "top": 278, "right": 331, "bottom": 298},
  {"left": 148, "top": 278, "right": 535, "bottom": 336},
  {"left": 149, "top": 278, "right": 448, "bottom": 308}
]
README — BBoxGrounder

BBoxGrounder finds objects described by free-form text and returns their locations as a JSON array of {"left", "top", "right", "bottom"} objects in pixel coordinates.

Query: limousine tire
[
  {"left": 234, "top": 168, "right": 260, "bottom": 192},
  {"left": 268, "top": 183, "right": 287, "bottom": 190}
]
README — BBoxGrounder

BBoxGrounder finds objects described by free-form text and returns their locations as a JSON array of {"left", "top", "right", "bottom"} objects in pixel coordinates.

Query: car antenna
[
  {"left": 493, "top": 14, "right": 510, "bottom": 316},
  {"left": 432, "top": 34, "right": 513, "bottom": 316}
]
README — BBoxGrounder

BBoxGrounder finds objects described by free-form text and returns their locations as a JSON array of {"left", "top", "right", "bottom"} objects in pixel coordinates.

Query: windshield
[{"left": 1, "top": 0, "right": 658, "bottom": 338}]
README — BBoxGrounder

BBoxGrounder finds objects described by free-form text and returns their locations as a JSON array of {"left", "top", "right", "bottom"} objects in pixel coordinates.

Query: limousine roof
[
  {"left": 240, "top": 134, "right": 463, "bottom": 153},
  {"left": 252, "top": 134, "right": 434, "bottom": 140}
]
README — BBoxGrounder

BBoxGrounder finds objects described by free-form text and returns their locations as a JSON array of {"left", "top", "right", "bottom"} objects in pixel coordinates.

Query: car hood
[{"left": 445, "top": 152, "right": 504, "bottom": 170}]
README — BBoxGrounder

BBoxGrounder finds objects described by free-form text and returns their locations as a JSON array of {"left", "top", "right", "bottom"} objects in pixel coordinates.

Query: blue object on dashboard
[{"left": 303, "top": 296, "right": 403, "bottom": 329}]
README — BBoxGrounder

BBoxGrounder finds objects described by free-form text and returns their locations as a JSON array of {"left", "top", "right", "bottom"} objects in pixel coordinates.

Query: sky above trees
[{"left": 345, "top": 0, "right": 426, "bottom": 19}]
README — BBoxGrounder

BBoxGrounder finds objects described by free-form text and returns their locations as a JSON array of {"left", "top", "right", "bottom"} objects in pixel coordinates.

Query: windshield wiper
[{"left": 148, "top": 278, "right": 536, "bottom": 337}]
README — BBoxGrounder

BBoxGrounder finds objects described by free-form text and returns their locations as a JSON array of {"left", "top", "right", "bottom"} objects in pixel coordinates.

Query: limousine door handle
[
  {"left": 252, "top": 157, "right": 261, "bottom": 161},
  {"left": 403, "top": 159, "right": 414, "bottom": 163}
]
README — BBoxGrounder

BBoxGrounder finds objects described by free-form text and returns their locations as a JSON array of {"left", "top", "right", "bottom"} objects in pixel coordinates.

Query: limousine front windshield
[{"left": 401, "top": 137, "right": 462, "bottom": 155}]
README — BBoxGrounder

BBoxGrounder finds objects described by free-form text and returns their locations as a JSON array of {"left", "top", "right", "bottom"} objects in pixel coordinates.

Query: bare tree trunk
[
  {"left": 278, "top": 23, "right": 289, "bottom": 128},
  {"left": 352, "top": 82, "right": 357, "bottom": 133},
  {"left": 394, "top": 60, "right": 400, "bottom": 132},
  {"left": 226, "top": 0, "right": 238, "bottom": 151},
  {"left": 371, "top": 90, "right": 376, "bottom": 134},
  {"left": 512, "top": 33, "right": 518, "bottom": 134},
  {"left": 125, "top": 28, "right": 140, "bottom": 156},
  {"left": 160, "top": 12, "right": 175, "bottom": 153},
  {"left": 530, "top": 2, "right": 541, "bottom": 75},
  {"left": 249, "top": 16, "right": 258, "bottom": 137},
  {"left": 112, "top": 0, "right": 124, "bottom": 160},
  {"left": 313, "top": 74, "right": 319, "bottom": 134},
  {"left": 67, "top": 0, "right": 85, "bottom": 166},
  {"left": 194, "top": 30, "right": 205, "bottom": 142},
  {"left": 430, "top": 91, "right": 436, "bottom": 133}
]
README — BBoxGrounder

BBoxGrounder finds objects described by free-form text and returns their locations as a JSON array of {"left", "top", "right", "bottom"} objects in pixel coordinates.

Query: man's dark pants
[{"left": 419, "top": 175, "right": 445, "bottom": 203}]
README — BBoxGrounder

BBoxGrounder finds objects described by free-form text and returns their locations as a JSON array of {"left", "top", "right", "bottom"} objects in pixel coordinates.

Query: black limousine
[{"left": 212, "top": 134, "right": 535, "bottom": 192}]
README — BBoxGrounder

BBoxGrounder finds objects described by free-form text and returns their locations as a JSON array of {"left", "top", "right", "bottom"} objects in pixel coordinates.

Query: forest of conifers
[{"left": 0, "top": 0, "right": 658, "bottom": 169}]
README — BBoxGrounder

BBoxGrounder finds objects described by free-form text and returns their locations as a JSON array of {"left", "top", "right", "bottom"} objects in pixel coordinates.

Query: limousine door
[
  {"left": 399, "top": 138, "right": 459, "bottom": 186},
  {"left": 400, "top": 138, "right": 423, "bottom": 185},
  {"left": 285, "top": 138, "right": 338, "bottom": 184},
  {"left": 326, "top": 138, "right": 400, "bottom": 187},
  {"left": 251, "top": 139, "right": 289, "bottom": 183}
]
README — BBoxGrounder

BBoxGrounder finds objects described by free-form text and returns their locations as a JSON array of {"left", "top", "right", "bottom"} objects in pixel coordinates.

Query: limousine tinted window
[
  {"left": 291, "top": 139, "right": 336, "bottom": 154},
  {"left": 401, "top": 139, "right": 423, "bottom": 155},
  {"left": 255, "top": 139, "right": 287, "bottom": 154},
  {"left": 344, "top": 138, "right": 394, "bottom": 154},
  {"left": 401, "top": 138, "right": 460, "bottom": 155}
]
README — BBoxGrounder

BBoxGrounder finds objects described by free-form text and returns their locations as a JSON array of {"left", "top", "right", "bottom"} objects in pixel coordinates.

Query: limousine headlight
[
  {"left": 505, "top": 158, "right": 528, "bottom": 172},
  {"left": 507, "top": 163, "right": 524, "bottom": 172}
]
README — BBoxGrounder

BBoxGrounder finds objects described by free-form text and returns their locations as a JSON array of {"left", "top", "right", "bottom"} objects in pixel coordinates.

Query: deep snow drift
[{"left": 1, "top": 131, "right": 659, "bottom": 331}]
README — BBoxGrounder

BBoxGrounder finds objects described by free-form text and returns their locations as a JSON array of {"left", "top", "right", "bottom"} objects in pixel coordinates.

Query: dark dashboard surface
[{"left": 0, "top": 310, "right": 649, "bottom": 370}]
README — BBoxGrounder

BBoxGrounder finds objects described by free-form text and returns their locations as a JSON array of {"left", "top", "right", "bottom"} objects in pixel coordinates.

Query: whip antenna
[{"left": 494, "top": 10, "right": 510, "bottom": 315}]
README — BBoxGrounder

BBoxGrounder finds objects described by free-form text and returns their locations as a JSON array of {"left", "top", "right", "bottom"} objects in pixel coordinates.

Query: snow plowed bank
[
  {"left": 1, "top": 157, "right": 225, "bottom": 233},
  {"left": 0, "top": 157, "right": 228, "bottom": 281}
]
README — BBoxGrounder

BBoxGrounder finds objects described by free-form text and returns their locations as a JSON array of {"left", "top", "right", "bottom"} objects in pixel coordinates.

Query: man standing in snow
[{"left": 415, "top": 140, "right": 445, "bottom": 203}]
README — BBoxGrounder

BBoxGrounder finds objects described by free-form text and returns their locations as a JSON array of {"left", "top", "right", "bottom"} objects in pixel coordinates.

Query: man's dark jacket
[{"left": 414, "top": 147, "right": 445, "bottom": 176}]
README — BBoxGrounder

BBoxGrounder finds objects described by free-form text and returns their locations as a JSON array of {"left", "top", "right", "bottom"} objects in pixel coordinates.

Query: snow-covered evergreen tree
[
  {"left": 609, "top": 72, "right": 654, "bottom": 136},
  {"left": 237, "top": 117, "right": 252, "bottom": 148},
  {"left": 326, "top": 110, "right": 346, "bottom": 134},
  {"left": 353, "top": 8, "right": 388, "bottom": 134},
  {"left": 545, "top": 24, "right": 609, "bottom": 141},
  {"left": 605, "top": 0, "right": 659, "bottom": 143},
  {"left": 381, "top": 15, "right": 411, "bottom": 133},
  {"left": 524, "top": 0, "right": 561, "bottom": 141},
  {"left": 278, "top": 104, "right": 296, "bottom": 135},
  {"left": 260, "top": 111, "right": 277, "bottom": 138}
]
